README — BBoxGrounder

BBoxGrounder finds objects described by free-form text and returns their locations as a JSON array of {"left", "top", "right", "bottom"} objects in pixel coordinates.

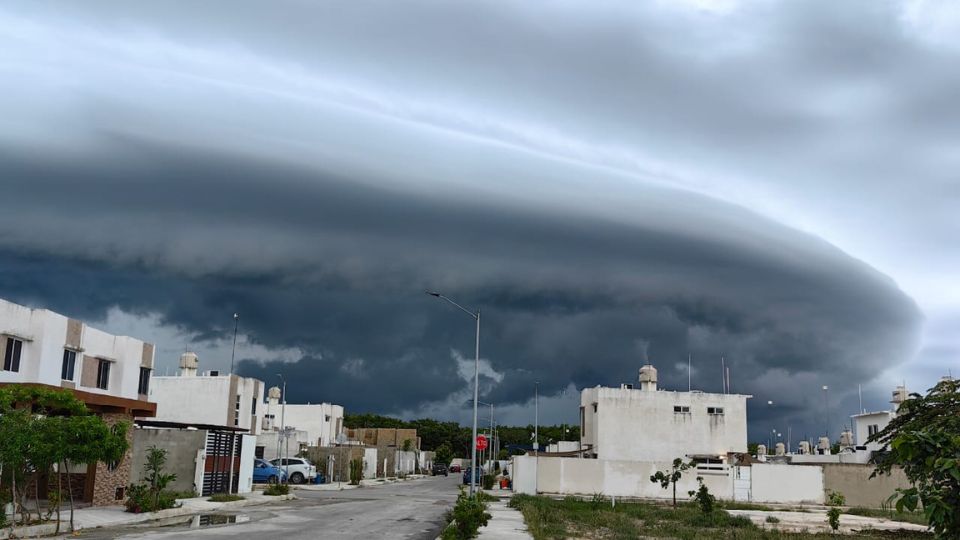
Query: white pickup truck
[{"left": 270, "top": 457, "right": 317, "bottom": 484}]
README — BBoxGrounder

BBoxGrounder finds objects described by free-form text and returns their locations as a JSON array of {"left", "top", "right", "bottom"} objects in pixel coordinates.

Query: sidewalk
[
  {"left": 477, "top": 498, "right": 533, "bottom": 539},
  {"left": 3, "top": 491, "right": 296, "bottom": 539}
]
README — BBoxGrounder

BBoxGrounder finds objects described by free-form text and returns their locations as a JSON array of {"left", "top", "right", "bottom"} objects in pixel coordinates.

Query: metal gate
[
  {"left": 202, "top": 431, "right": 242, "bottom": 496},
  {"left": 733, "top": 466, "right": 751, "bottom": 502}
]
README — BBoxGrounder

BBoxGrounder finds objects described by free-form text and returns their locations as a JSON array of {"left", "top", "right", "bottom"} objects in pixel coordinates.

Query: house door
[{"left": 733, "top": 466, "right": 751, "bottom": 502}]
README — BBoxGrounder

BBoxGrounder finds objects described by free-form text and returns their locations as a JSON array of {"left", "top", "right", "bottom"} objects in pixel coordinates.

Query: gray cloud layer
[{"left": 0, "top": 0, "right": 950, "bottom": 439}]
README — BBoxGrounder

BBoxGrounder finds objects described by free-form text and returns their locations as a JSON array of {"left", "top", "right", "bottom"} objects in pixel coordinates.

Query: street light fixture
[{"left": 427, "top": 291, "right": 481, "bottom": 497}]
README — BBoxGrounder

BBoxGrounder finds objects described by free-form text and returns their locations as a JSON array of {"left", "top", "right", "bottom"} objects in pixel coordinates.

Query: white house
[
  {"left": 0, "top": 297, "right": 156, "bottom": 506},
  {"left": 851, "top": 384, "right": 909, "bottom": 453},
  {"left": 580, "top": 364, "right": 750, "bottom": 462},
  {"left": 262, "top": 387, "right": 344, "bottom": 447},
  {"left": 147, "top": 352, "right": 265, "bottom": 434}
]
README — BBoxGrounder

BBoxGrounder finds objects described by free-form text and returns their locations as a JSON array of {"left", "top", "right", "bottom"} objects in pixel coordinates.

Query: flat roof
[{"left": 135, "top": 419, "right": 248, "bottom": 432}]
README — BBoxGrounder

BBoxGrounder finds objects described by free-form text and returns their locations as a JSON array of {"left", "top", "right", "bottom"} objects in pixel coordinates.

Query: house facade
[
  {"left": 580, "top": 364, "right": 750, "bottom": 462},
  {"left": 147, "top": 352, "right": 265, "bottom": 434},
  {"left": 0, "top": 297, "right": 156, "bottom": 506}
]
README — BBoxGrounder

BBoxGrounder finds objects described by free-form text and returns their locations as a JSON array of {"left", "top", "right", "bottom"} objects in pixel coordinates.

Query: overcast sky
[{"left": 1, "top": 0, "right": 957, "bottom": 443}]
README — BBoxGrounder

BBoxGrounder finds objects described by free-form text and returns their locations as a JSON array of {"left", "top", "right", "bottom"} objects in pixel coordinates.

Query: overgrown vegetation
[
  {"left": 827, "top": 507, "right": 842, "bottom": 531},
  {"left": 125, "top": 446, "right": 179, "bottom": 513},
  {"left": 264, "top": 483, "right": 290, "bottom": 496},
  {"left": 441, "top": 488, "right": 491, "bottom": 540},
  {"left": 766, "top": 515, "right": 781, "bottom": 524},
  {"left": 844, "top": 506, "right": 928, "bottom": 526},
  {"left": 688, "top": 477, "right": 716, "bottom": 514},
  {"left": 208, "top": 493, "right": 244, "bottom": 502},
  {"left": 0, "top": 386, "right": 128, "bottom": 533},
  {"left": 649, "top": 458, "right": 692, "bottom": 507},
  {"left": 869, "top": 378, "right": 960, "bottom": 538},
  {"left": 507, "top": 495, "right": 931, "bottom": 540},
  {"left": 482, "top": 474, "right": 496, "bottom": 490}
]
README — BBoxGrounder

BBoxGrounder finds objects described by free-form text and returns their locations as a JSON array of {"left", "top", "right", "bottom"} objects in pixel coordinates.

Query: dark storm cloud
[
  {"left": 0, "top": 137, "right": 921, "bottom": 436},
  {"left": 0, "top": 0, "right": 950, "bottom": 439}
]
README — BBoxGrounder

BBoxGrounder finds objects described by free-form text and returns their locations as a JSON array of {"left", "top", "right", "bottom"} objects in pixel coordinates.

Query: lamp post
[
  {"left": 230, "top": 313, "right": 239, "bottom": 374},
  {"left": 277, "top": 374, "right": 288, "bottom": 484},
  {"left": 427, "top": 291, "right": 481, "bottom": 497}
]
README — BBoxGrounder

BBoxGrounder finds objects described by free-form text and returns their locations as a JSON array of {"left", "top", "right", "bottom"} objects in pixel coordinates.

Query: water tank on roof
[
  {"left": 839, "top": 429, "right": 854, "bottom": 447},
  {"left": 798, "top": 440, "right": 811, "bottom": 455},
  {"left": 638, "top": 364, "right": 658, "bottom": 392},
  {"left": 179, "top": 352, "right": 199, "bottom": 376}
]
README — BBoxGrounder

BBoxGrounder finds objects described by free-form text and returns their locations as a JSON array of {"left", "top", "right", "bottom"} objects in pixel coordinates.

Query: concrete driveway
[{"left": 79, "top": 475, "right": 462, "bottom": 540}]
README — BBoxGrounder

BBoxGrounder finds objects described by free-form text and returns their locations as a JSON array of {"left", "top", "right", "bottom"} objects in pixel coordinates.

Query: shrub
[
  {"left": 442, "top": 488, "right": 491, "bottom": 540},
  {"left": 688, "top": 477, "right": 715, "bottom": 514},
  {"left": 765, "top": 515, "right": 780, "bottom": 524},
  {"left": 264, "top": 483, "right": 290, "bottom": 496},
  {"left": 349, "top": 458, "right": 363, "bottom": 485},
  {"left": 208, "top": 493, "right": 245, "bottom": 502},
  {"left": 827, "top": 507, "right": 841, "bottom": 531},
  {"left": 482, "top": 474, "right": 495, "bottom": 490},
  {"left": 125, "top": 446, "right": 179, "bottom": 513},
  {"left": 826, "top": 491, "right": 846, "bottom": 507}
]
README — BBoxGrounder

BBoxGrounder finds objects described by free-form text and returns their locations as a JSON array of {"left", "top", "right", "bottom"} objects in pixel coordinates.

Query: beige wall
[{"left": 822, "top": 464, "right": 911, "bottom": 508}]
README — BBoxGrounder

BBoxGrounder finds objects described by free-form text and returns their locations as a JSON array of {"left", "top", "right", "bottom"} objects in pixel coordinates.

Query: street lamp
[
  {"left": 230, "top": 313, "right": 239, "bottom": 374},
  {"left": 277, "top": 373, "right": 288, "bottom": 484},
  {"left": 427, "top": 291, "right": 481, "bottom": 497}
]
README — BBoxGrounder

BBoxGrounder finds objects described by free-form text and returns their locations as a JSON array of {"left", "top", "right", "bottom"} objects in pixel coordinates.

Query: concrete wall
[
  {"left": 149, "top": 374, "right": 264, "bottom": 433},
  {"left": 580, "top": 386, "right": 749, "bottom": 462},
  {"left": 751, "top": 463, "right": 824, "bottom": 504},
  {"left": 822, "top": 464, "right": 910, "bottom": 508},
  {"left": 131, "top": 428, "right": 207, "bottom": 495},
  {"left": 514, "top": 456, "right": 734, "bottom": 500},
  {"left": 0, "top": 298, "right": 154, "bottom": 401}
]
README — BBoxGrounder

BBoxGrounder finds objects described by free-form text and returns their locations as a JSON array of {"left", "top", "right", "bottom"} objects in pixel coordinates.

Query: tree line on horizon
[{"left": 344, "top": 413, "right": 580, "bottom": 458}]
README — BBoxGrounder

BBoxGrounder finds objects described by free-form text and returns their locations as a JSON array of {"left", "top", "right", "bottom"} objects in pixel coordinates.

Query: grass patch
[
  {"left": 766, "top": 516, "right": 781, "bottom": 524},
  {"left": 720, "top": 501, "right": 776, "bottom": 511},
  {"left": 208, "top": 493, "right": 245, "bottom": 502},
  {"left": 508, "top": 495, "right": 932, "bottom": 540},
  {"left": 845, "top": 507, "right": 928, "bottom": 526},
  {"left": 169, "top": 490, "right": 199, "bottom": 499},
  {"left": 263, "top": 483, "right": 290, "bottom": 496}
]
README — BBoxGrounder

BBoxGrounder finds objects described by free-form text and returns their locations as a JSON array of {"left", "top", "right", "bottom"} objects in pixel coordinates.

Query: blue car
[
  {"left": 462, "top": 467, "right": 483, "bottom": 485},
  {"left": 253, "top": 458, "right": 288, "bottom": 484}
]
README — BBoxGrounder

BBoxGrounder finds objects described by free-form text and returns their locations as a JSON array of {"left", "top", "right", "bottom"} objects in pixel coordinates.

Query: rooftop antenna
[
  {"left": 858, "top": 384, "right": 863, "bottom": 414},
  {"left": 687, "top": 353, "right": 692, "bottom": 392},
  {"left": 721, "top": 356, "right": 726, "bottom": 394},
  {"left": 726, "top": 366, "right": 731, "bottom": 394}
]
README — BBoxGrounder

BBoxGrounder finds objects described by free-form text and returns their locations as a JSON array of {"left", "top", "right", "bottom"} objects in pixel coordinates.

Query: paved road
[{"left": 82, "top": 475, "right": 462, "bottom": 540}]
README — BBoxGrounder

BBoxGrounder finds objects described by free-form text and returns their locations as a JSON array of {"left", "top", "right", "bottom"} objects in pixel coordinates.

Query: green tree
[
  {"left": 869, "top": 378, "right": 960, "bottom": 538},
  {"left": 650, "top": 458, "right": 693, "bottom": 507},
  {"left": 0, "top": 386, "right": 128, "bottom": 532},
  {"left": 435, "top": 443, "right": 454, "bottom": 466}
]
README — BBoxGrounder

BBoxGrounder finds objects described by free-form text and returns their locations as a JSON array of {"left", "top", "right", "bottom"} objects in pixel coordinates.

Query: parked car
[
  {"left": 270, "top": 457, "right": 317, "bottom": 484},
  {"left": 462, "top": 467, "right": 483, "bottom": 485},
  {"left": 432, "top": 463, "right": 448, "bottom": 476},
  {"left": 253, "top": 458, "right": 287, "bottom": 484},
  {"left": 449, "top": 464, "right": 462, "bottom": 473}
]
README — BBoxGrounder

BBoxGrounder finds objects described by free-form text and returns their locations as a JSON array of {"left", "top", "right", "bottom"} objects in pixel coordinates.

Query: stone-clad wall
[{"left": 92, "top": 413, "right": 134, "bottom": 506}]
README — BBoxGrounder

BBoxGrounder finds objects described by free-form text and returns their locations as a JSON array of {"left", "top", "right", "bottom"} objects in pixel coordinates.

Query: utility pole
[{"left": 278, "top": 374, "right": 288, "bottom": 483}]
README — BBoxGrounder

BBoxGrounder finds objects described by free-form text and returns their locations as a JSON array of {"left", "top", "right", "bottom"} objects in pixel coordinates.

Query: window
[
  {"left": 673, "top": 405, "right": 690, "bottom": 413},
  {"left": 867, "top": 424, "right": 879, "bottom": 437},
  {"left": 707, "top": 407, "right": 724, "bottom": 415},
  {"left": 96, "top": 359, "right": 111, "bottom": 390},
  {"left": 3, "top": 338, "right": 23, "bottom": 372},
  {"left": 62, "top": 349, "right": 77, "bottom": 380},
  {"left": 137, "top": 367, "right": 151, "bottom": 395},
  {"left": 251, "top": 397, "right": 257, "bottom": 415},
  {"left": 592, "top": 403, "right": 598, "bottom": 413}
]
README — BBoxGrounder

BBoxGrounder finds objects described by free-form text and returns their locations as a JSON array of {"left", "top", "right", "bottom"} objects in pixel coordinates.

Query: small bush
[
  {"left": 688, "top": 477, "right": 715, "bottom": 514},
  {"left": 264, "top": 483, "right": 290, "bottom": 496},
  {"left": 442, "top": 488, "right": 491, "bottom": 540},
  {"left": 827, "top": 507, "right": 841, "bottom": 531},
  {"left": 170, "top": 490, "right": 199, "bottom": 499},
  {"left": 208, "top": 493, "right": 245, "bottom": 502},
  {"left": 765, "top": 515, "right": 781, "bottom": 524},
  {"left": 827, "top": 490, "right": 846, "bottom": 507},
  {"left": 125, "top": 446, "right": 179, "bottom": 513},
  {"left": 349, "top": 458, "right": 363, "bottom": 485},
  {"left": 482, "top": 474, "right": 495, "bottom": 490}
]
